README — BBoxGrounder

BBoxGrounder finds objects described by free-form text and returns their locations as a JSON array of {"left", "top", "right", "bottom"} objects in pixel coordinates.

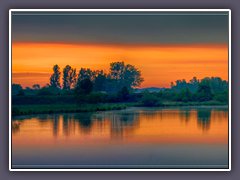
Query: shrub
[{"left": 140, "top": 91, "right": 161, "bottom": 106}]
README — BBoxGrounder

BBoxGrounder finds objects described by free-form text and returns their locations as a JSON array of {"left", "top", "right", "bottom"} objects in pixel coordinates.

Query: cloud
[{"left": 12, "top": 12, "right": 229, "bottom": 44}]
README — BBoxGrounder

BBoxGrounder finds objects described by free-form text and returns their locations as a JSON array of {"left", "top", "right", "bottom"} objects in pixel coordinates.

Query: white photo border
[{"left": 9, "top": 9, "right": 231, "bottom": 172}]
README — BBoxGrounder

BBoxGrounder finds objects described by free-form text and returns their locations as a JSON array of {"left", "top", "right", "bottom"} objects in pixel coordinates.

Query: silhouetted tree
[
  {"left": 177, "top": 88, "right": 192, "bottom": 102},
  {"left": 118, "top": 86, "right": 130, "bottom": 101},
  {"left": 171, "top": 79, "right": 188, "bottom": 92},
  {"left": 12, "top": 84, "right": 23, "bottom": 96},
  {"left": 190, "top": 76, "right": 199, "bottom": 85},
  {"left": 206, "top": 77, "right": 228, "bottom": 93},
  {"left": 141, "top": 91, "right": 160, "bottom": 106},
  {"left": 69, "top": 68, "right": 77, "bottom": 89},
  {"left": 62, "top": 65, "right": 77, "bottom": 90},
  {"left": 109, "top": 61, "right": 144, "bottom": 90},
  {"left": 50, "top": 65, "right": 61, "bottom": 89},
  {"left": 93, "top": 70, "right": 107, "bottom": 91},
  {"left": 213, "top": 90, "right": 228, "bottom": 102},
  {"left": 32, "top": 84, "right": 40, "bottom": 90},
  {"left": 17, "top": 89, "right": 25, "bottom": 96},
  {"left": 196, "top": 80, "right": 213, "bottom": 101},
  {"left": 77, "top": 68, "right": 96, "bottom": 82},
  {"left": 75, "top": 78, "right": 93, "bottom": 95}
]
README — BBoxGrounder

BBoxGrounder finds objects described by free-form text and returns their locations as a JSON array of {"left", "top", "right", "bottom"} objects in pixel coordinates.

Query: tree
[
  {"left": 207, "top": 77, "right": 228, "bottom": 93},
  {"left": 141, "top": 91, "right": 160, "bottom": 106},
  {"left": 50, "top": 65, "right": 61, "bottom": 89},
  {"left": 77, "top": 68, "right": 96, "bottom": 82},
  {"left": 37, "top": 84, "right": 61, "bottom": 96},
  {"left": 93, "top": 70, "right": 107, "bottom": 91},
  {"left": 109, "top": 62, "right": 125, "bottom": 80},
  {"left": 12, "top": 84, "right": 23, "bottom": 96},
  {"left": 109, "top": 61, "right": 144, "bottom": 90},
  {"left": 188, "top": 77, "right": 199, "bottom": 93},
  {"left": 171, "top": 79, "right": 188, "bottom": 92},
  {"left": 189, "top": 77, "right": 199, "bottom": 85},
  {"left": 196, "top": 80, "right": 213, "bottom": 101},
  {"left": 214, "top": 90, "right": 228, "bottom": 103},
  {"left": 69, "top": 68, "right": 77, "bottom": 89},
  {"left": 75, "top": 68, "right": 95, "bottom": 95},
  {"left": 177, "top": 88, "right": 192, "bottom": 102},
  {"left": 32, "top": 84, "right": 40, "bottom": 90},
  {"left": 75, "top": 78, "right": 93, "bottom": 95},
  {"left": 62, "top": 65, "right": 77, "bottom": 90},
  {"left": 118, "top": 86, "right": 130, "bottom": 101},
  {"left": 124, "top": 64, "right": 144, "bottom": 87}
]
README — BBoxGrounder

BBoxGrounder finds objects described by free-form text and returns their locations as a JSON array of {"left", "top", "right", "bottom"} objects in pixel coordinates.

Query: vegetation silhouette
[
  {"left": 12, "top": 61, "right": 228, "bottom": 116},
  {"left": 62, "top": 65, "right": 77, "bottom": 90},
  {"left": 50, "top": 64, "right": 61, "bottom": 89}
]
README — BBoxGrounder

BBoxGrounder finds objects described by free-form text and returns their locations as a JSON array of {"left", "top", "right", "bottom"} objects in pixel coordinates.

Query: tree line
[
  {"left": 135, "top": 76, "right": 228, "bottom": 106},
  {"left": 48, "top": 62, "right": 143, "bottom": 95},
  {"left": 12, "top": 62, "right": 228, "bottom": 106}
]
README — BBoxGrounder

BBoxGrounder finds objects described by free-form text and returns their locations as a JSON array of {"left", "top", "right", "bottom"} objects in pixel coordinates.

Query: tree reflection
[
  {"left": 179, "top": 110, "right": 191, "bottom": 123},
  {"left": 139, "top": 110, "right": 161, "bottom": 121},
  {"left": 73, "top": 113, "right": 93, "bottom": 134},
  {"left": 63, "top": 114, "right": 70, "bottom": 136},
  {"left": 12, "top": 121, "right": 21, "bottom": 134},
  {"left": 90, "top": 111, "right": 140, "bottom": 140},
  {"left": 197, "top": 109, "right": 211, "bottom": 131},
  {"left": 110, "top": 112, "right": 140, "bottom": 139},
  {"left": 52, "top": 114, "right": 60, "bottom": 137}
]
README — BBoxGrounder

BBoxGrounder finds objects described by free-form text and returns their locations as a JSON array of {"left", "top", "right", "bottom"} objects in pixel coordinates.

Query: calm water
[{"left": 12, "top": 106, "right": 229, "bottom": 169}]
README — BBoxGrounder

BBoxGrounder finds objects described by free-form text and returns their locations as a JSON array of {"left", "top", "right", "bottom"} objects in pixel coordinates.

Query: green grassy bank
[
  {"left": 12, "top": 103, "right": 132, "bottom": 116},
  {"left": 12, "top": 101, "right": 227, "bottom": 116}
]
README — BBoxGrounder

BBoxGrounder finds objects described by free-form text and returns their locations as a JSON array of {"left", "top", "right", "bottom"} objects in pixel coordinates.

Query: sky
[{"left": 12, "top": 11, "right": 229, "bottom": 88}]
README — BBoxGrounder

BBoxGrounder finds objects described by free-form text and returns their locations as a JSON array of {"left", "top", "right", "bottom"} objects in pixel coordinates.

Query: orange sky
[{"left": 12, "top": 42, "right": 228, "bottom": 88}]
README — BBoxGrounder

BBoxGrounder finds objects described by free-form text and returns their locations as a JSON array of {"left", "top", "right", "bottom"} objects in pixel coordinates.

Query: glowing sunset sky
[{"left": 12, "top": 11, "right": 229, "bottom": 88}]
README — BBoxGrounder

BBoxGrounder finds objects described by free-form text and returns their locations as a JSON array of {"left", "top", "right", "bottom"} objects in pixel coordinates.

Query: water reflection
[
  {"left": 76, "top": 113, "right": 94, "bottom": 133},
  {"left": 57, "top": 112, "right": 141, "bottom": 139},
  {"left": 12, "top": 107, "right": 228, "bottom": 168},
  {"left": 197, "top": 110, "right": 211, "bottom": 131},
  {"left": 179, "top": 110, "right": 191, "bottom": 123},
  {"left": 53, "top": 115, "right": 60, "bottom": 137},
  {"left": 12, "top": 107, "right": 228, "bottom": 143},
  {"left": 108, "top": 112, "right": 139, "bottom": 139},
  {"left": 12, "top": 121, "right": 21, "bottom": 134}
]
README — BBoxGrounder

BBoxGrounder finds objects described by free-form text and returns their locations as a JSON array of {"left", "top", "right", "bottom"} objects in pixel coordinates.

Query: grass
[
  {"left": 12, "top": 101, "right": 227, "bottom": 116},
  {"left": 161, "top": 100, "right": 227, "bottom": 106},
  {"left": 135, "top": 100, "right": 227, "bottom": 107},
  {"left": 12, "top": 103, "right": 131, "bottom": 116}
]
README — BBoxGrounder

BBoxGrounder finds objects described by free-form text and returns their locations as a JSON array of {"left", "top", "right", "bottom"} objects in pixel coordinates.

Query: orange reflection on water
[
  {"left": 129, "top": 109, "right": 228, "bottom": 144},
  {"left": 12, "top": 108, "right": 228, "bottom": 149}
]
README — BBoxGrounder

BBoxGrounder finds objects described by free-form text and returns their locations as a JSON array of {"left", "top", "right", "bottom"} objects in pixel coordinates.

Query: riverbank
[
  {"left": 12, "top": 100, "right": 227, "bottom": 116},
  {"left": 12, "top": 103, "right": 130, "bottom": 116}
]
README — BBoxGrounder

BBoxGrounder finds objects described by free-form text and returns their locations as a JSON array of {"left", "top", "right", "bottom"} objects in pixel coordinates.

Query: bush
[
  {"left": 37, "top": 86, "right": 61, "bottom": 96},
  {"left": 85, "top": 93, "right": 107, "bottom": 103},
  {"left": 213, "top": 91, "right": 228, "bottom": 103},
  {"left": 117, "top": 86, "right": 130, "bottom": 101},
  {"left": 140, "top": 91, "right": 162, "bottom": 106},
  {"left": 12, "top": 107, "right": 20, "bottom": 115},
  {"left": 176, "top": 88, "right": 192, "bottom": 102}
]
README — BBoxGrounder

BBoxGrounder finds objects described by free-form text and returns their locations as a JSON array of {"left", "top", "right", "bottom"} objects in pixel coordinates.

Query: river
[{"left": 12, "top": 106, "right": 229, "bottom": 169}]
